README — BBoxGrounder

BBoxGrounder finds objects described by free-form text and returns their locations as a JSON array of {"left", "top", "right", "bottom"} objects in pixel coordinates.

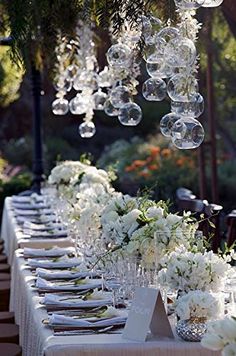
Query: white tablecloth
[
  {"left": 10, "top": 251, "right": 220, "bottom": 356},
  {"left": 1, "top": 197, "right": 73, "bottom": 264}
]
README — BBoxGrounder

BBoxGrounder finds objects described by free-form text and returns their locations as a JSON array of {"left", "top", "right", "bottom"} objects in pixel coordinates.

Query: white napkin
[
  {"left": 14, "top": 208, "right": 53, "bottom": 216},
  {"left": 16, "top": 215, "right": 56, "bottom": 225},
  {"left": 28, "top": 256, "right": 82, "bottom": 269},
  {"left": 12, "top": 202, "right": 48, "bottom": 210},
  {"left": 42, "top": 293, "right": 112, "bottom": 308},
  {"left": 36, "top": 268, "right": 96, "bottom": 280},
  {"left": 36, "top": 277, "right": 102, "bottom": 291},
  {"left": 12, "top": 195, "right": 44, "bottom": 203},
  {"left": 48, "top": 310, "right": 127, "bottom": 327},
  {"left": 23, "top": 229, "right": 67, "bottom": 239},
  {"left": 23, "top": 247, "right": 75, "bottom": 257},
  {"left": 23, "top": 221, "right": 64, "bottom": 231}
]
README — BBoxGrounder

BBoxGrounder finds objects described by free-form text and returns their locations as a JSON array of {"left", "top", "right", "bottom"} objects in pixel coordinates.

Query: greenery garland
[{"left": 0, "top": 0, "right": 177, "bottom": 69}]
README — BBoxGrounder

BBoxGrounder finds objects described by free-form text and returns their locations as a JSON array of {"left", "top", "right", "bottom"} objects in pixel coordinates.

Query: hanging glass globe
[
  {"left": 174, "top": 0, "right": 205, "bottom": 9},
  {"left": 63, "top": 78, "right": 73, "bottom": 92},
  {"left": 79, "top": 121, "right": 96, "bottom": 138},
  {"left": 155, "top": 27, "right": 180, "bottom": 55},
  {"left": 160, "top": 113, "right": 182, "bottom": 137},
  {"left": 171, "top": 93, "right": 204, "bottom": 118},
  {"left": 110, "top": 86, "right": 130, "bottom": 108},
  {"left": 118, "top": 102, "right": 142, "bottom": 126},
  {"left": 98, "top": 67, "right": 113, "bottom": 87},
  {"left": 104, "top": 98, "right": 120, "bottom": 116},
  {"left": 65, "top": 64, "right": 78, "bottom": 82},
  {"left": 146, "top": 54, "right": 174, "bottom": 78},
  {"left": 201, "top": 0, "right": 223, "bottom": 6},
  {"left": 171, "top": 117, "right": 205, "bottom": 149},
  {"left": 167, "top": 74, "right": 199, "bottom": 102},
  {"left": 73, "top": 71, "right": 98, "bottom": 91},
  {"left": 93, "top": 90, "right": 107, "bottom": 110},
  {"left": 106, "top": 44, "right": 131, "bottom": 68},
  {"left": 53, "top": 76, "right": 65, "bottom": 91},
  {"left": 52, "top": 98, "right": 69, "bottom": 115},
  {"left": 142, "top": 78, "right": 167, "bottom": 101},
  {"left": 164, "top": 37, "right": 197, "bottom": 67},
  {"left": 69, "top": 94, "right": 91, "bottom": 115}
]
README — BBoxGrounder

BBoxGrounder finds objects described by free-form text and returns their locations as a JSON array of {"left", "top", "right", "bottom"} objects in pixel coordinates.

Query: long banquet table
[{"left": 1, "top": 197, "right": 73, "bottom": 264}]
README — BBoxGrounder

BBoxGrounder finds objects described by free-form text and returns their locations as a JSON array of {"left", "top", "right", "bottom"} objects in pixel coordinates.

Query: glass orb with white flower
[
  {"left": 93, "top": 90, "right": 107, "bottom": 110},
  {"left": 146, "top": 54, "right": 174, "bottom": 78},
  {"left": 167, "top": 74, "right": 199, "bottom": 102},
  {"left": 174, "top": 0, "right": 205, "bottom": 9},
  {"left": 171, "top": 117, "right": 205, "bottom": 149},
  {"left": 202, "top": 0, "right": 223, "bottom": 7},
  {"left": 160, "top": 113, "right": 182, "bottom": 137},
  {"left": 52, "top": 97, "right": 69, "bottom": 115},
  {"left": 118, "top": 102, "right": 142, "bottom": 126},
  {"left": 164, "top": 38, "right": 197, "bottom": 67},
  {"left": 171, "top": 93, "right": 204, "bottom": 118},
  {"left": 110, "top": 85, "right": 130, "bottom": 108},
  {"left": 142, "top": 78, "right": 167, "bottom": 101},
  {"left": 107, "top": 44, "right": 131, "bottom": 68},
  {"left": 79, "top": 121, "right": 96, "bottom": 138},
  {"left": 104, "top": 99, "right": 120, "bottom": 117}
]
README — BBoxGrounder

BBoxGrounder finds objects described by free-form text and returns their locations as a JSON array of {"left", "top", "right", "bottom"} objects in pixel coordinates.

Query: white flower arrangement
[
  {"left": 175, "top": 290, "right": 220, "bottom": 321},
  {"left": 201, "top": 316, "right": 236, "bottom": 356},
  {"left": 158, "top": 245, "right": 231, "bottom": 293},
  {"left": 48, "top": 160, "right": 87, "bottom": 186}
]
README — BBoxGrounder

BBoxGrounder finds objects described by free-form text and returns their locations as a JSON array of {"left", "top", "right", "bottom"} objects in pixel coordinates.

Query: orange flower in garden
[
  {"left": 125, "top": 165, "right": 135, "bottom": 172},
  {"left": 150, "top": 146, "right": 161, "bottom": 157},
  {"left": 161, "top": 148, "right": 172, "bottom": 157},
  {"left": 176, "top": 157, "right": 186, "bottom": 166},
  {"left": 148, "top": 164, "right": 158, "bottom": 171},
  {"left": 138, "top": 170, "right": 151, "bottom": 178},
  {"left": 133, "top": 160, "right": 147, "bottom": 168}
]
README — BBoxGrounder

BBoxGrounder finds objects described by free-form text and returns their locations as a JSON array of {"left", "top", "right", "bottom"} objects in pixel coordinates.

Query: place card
[{"left": 123, "top": 287, "right": 174, "bottom": 342}]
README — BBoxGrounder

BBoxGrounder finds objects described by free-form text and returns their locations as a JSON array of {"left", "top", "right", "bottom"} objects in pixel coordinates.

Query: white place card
[{"left": 122, "top": 287, "right": 174, "bottom": 342}]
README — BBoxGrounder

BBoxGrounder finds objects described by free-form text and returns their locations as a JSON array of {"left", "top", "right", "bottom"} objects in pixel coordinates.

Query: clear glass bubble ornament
[
  {"left": 160, "top": 113, "right": 182, "bottom": 137},
  {"left": 79, "top": 121, "right": 96, "bottom": 138},
  {"left": 93, "top": 90, "right": 108, "bottom": 111},
  {"left": 106, "top": 44, "right": 131, "bottom": 68},
  {"left": 171, "top": 117, "right": 205, "bottom": 149},
  {"left": 53, "top": 76, "right": 66, "bottom": 91},
  {"left": 65, "top": 64, "right": 78, "bottom": 82},
  {"left": 171, "top": 93, "right": 204, "bottom": 118},
  {"left": 63, "top": 78, "right": 73, "bottom": 92},
  {"left": 202, "top": 0, "right": 223, "bottom": 7},
  {"left": 155, "top": 27, "right": 180, "bottom": 55},
  {"left": 104, "top": 98, "right": 120, "bottom": 116},
  {"left": 69, "top": 94, "right": 91, "bottom": 115},
  {"left": 98, "top": 67, "right": 113, "bottom": 87},
  {"left": 174, "top": 0, "right": 205, "bottom": 9},
  {"left": 142, "top": 78, "right": 167, "bottom": 101},
  {"left": 118, "top": 102, "right": 142, "bottom": 126},
  {"left": 146, "top": 54, "right": 174, "bottom": 78},
  {"left": 52, "top": 98, "right": 69, "bottom": 115},
  {"left": 110, "top": 86, "right": 130, "bottom": 108},
  {"left": 167, "top": 74, "right": 199, "bottom": 102},
  {"left": 164, "top": 37, "right": 197, "bottom": 67}
]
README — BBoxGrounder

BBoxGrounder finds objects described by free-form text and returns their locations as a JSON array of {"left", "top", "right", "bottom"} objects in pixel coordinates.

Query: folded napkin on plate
[
  {"left": 36, "top": 267, "right": 96, "bottom": 280},
  {"left": 14, "top": 208, "right": 53, "bottom": 216},
  {"left": 24, "top": 247, "right": 75, "bottom": 257},
  {"left": 48, "top": 308, "right": 127, "bottom": 327},
  {"left": 23, "top": 221, "right": 65, "bottom": 231},
  {"left": 12, "top": 202, "right": 48, "bottom": 210},
  {"left": 36, "top": 276, "right": 102, "bottom": 291},
  {"left": 42, "top": 293, "right": 112, "bottom": 308},
  {"left": 12, "top": 195, "right": 44, "bottom": 203},
  {"left": 23, "top": 229, "right": 68, "bottom": 239},
  {"left": 16, "top": 215, "right": 56, "bottom": 225},
  {"left": 28, "top": 256, "right": 82, "bottom": 269}
]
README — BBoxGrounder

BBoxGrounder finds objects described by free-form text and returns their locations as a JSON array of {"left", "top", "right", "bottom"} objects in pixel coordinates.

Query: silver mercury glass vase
[{"left": 176, "top": 317, "right": 207, "bottom": 342}]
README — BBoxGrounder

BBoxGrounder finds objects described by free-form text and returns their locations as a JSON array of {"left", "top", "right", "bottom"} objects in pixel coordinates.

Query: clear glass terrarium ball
[
  {"left": 69, "top": 94, "right": 91, "bottom": 115},
  {"left": 167, "top": 74, "right": 199, "bottom": 102},
  {"left": 160, "top": 113, "right": 182, "bottom": 137},
  {"left": 155, "top": 27, "right": 180, "bottom": 55},
  {"left": 104, "top": 98, "right": 120, "bottom": 117},
  {"left": 146, "top": 54, "right": 174, "bottom": 78},
  {"left": 174, "top": 0, "right": 205, "bottom": 9},
  {"left": 93, "top": 90, "right": 108, "bottom": 111},
  {"left": 142, "top": 78, "right": 167, "bottom": 101},
  {"left": 106, "top": 44, "right": 131, "bottom": 68},
  {"left": 164, "top": 37, "right": 197, "bottom": 68},
  {"left": 52, "top": 98, "right": 69, "bottom": 115},
  {"left": 171, "top": 117, "right": 205, "bottom": 149},
  {"left": 118, "top": 102, "right": 142, "bottom": 126},
  {"left": 171, "top": 93, "right": 204, "bottom": 118},
  {"left": 202, "top": 0, "right": 223, "bottom": 7},
  {"left": 110, "top": 85, "right": 130, "bottom": 108},
  {"left": 78, "top": 121, "right": 96, "bottom": 138}
]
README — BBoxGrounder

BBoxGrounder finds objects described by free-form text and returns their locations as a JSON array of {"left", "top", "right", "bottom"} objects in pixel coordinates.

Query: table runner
[
  {"left": 10, "top": 250, "right": 220, "bottom": 356},
  {"left": 1, "top": 197, "right": 73, "bottom": 264}
]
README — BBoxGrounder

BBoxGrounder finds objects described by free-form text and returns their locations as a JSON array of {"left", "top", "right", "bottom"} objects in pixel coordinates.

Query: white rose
[
  {"left": 122, "top": 209, "right": 141, "bottom": 226},
  {"left": 166, "top": 214, "right": 182, "bottom": 225},
  {"left": 146, "top": 207, "right": 164, "bottom": 219},
  {"left": 201, "top": 334, "right": 225, "bottom": 351},
  {"left": 220, "top": 318, "right": 236, "bottom": 341}
]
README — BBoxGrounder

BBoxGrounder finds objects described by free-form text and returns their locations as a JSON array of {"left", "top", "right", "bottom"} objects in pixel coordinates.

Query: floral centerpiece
[
  {"left": 157, "top": 245, "right": 231, "bottom": 294},
  {"left": 201, "top": 316, "right": 236, "bottom": 355},
  {"left": 48, "top": 160, "right": 88, "bottom": 186},
  {"left": 100, "top": 194, "right": 199, "bottom": 268},
  {"left": 175, "top": 290, "right": 221, "bottom": 342}
]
